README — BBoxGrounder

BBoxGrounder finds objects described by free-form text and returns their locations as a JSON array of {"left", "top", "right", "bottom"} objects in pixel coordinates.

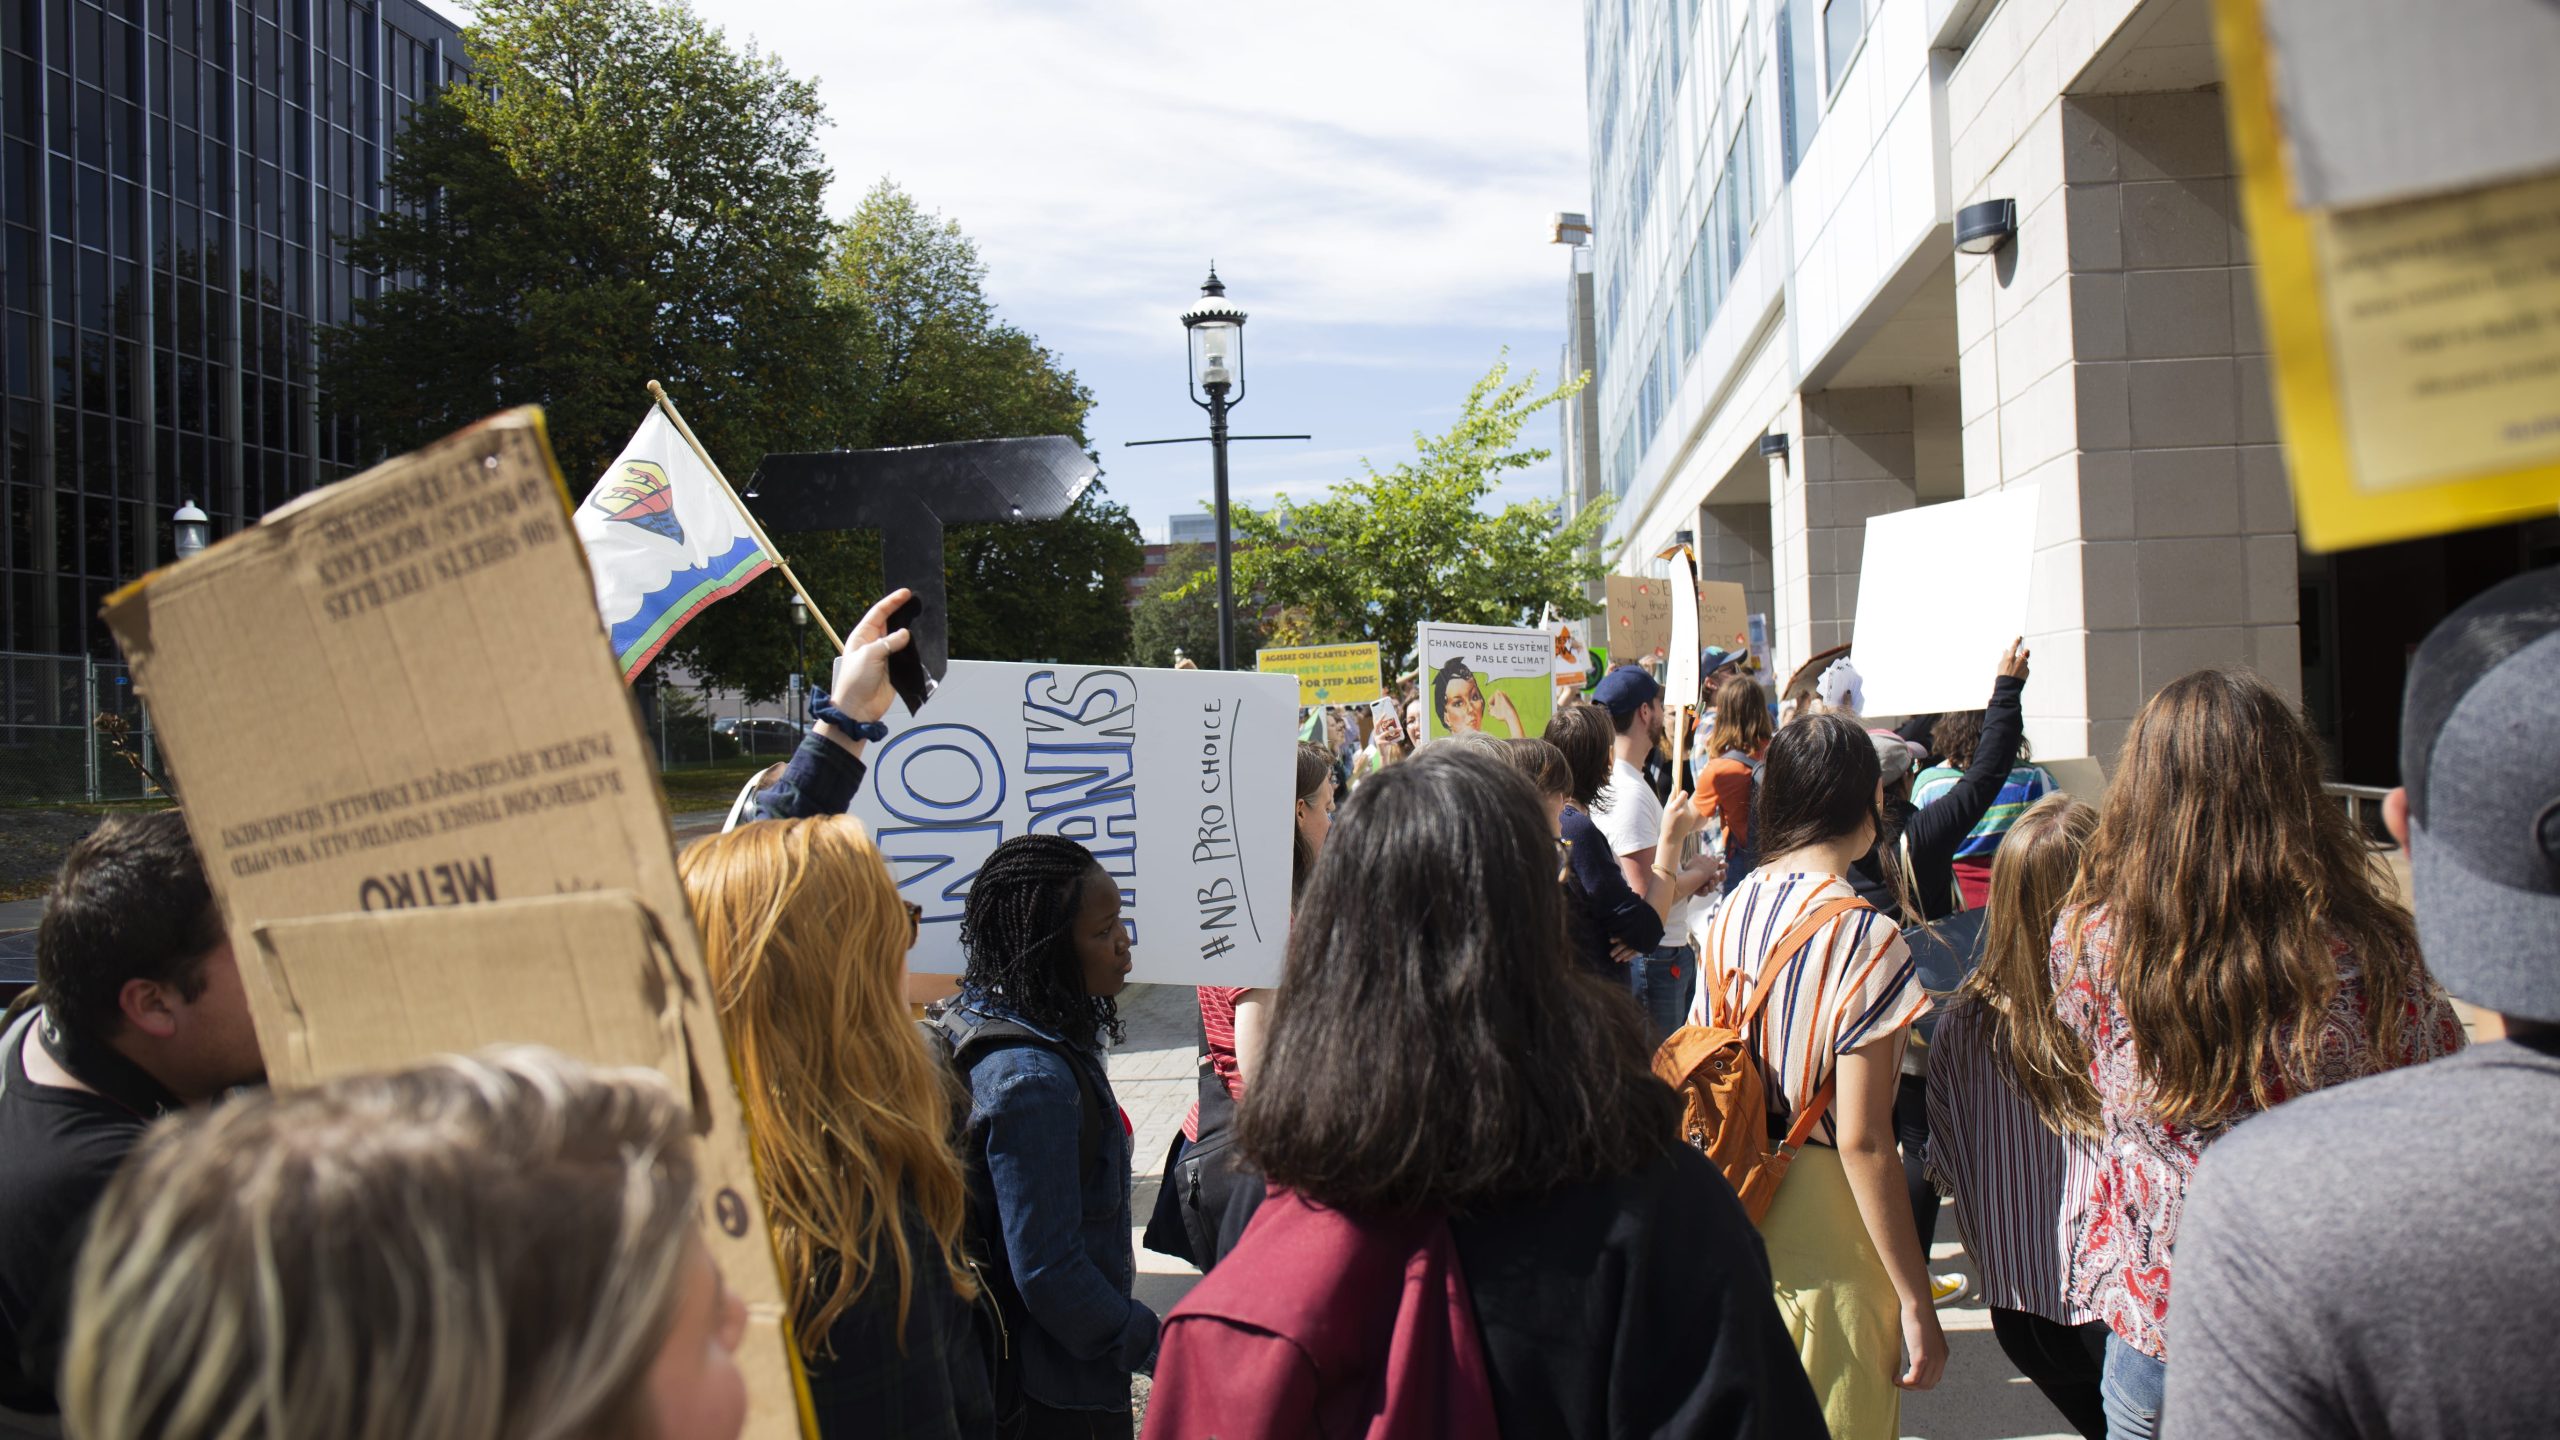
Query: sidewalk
[{"left": 1105, "top": 982, "right": 2079, "bottom": 1439}]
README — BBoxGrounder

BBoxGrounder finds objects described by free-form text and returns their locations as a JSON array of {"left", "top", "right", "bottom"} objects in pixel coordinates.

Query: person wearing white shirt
[{"left": 1587, "top": 667, "right": 1720, "bottom": 1045}]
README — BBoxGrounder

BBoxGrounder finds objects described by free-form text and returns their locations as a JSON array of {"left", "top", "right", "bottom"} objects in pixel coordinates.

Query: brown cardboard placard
[
  {"left": 1695, "top": 580, "right": 1749, "bottom": 656},
  {"left": 1607, "top": 573, "right": 1750, "bottom": 670},
  {"left": 103, "top": 409, "right": 812, "bottom": 1438}
]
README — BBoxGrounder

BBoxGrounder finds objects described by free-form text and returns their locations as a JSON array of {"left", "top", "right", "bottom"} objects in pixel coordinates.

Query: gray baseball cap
[{"left": 2399, "top": 568, "right": 2560, "bottom": 1022}]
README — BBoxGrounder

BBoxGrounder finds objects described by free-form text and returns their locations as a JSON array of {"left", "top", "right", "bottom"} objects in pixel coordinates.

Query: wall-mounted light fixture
[
  {"left": 1757, "top": 432, "right": 1790, "bottom": 459},
  {"left": 1955, "top": 198, "right": 2018, "bottom": 255}
]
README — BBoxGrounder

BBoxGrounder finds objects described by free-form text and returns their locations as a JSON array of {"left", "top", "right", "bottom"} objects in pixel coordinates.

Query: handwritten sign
[
  {"left": 843, "top": 659, "right": 1297, "bottom": 988},
  {"left": 1256, "top": 641, "right": 1385, "bottom": 707}
]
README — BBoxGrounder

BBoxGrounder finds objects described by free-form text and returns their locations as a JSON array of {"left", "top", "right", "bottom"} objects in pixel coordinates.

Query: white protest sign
[
  {"left": 1849, "top": 487, "right": 2042, "bottom": 716},
  {"left": 1666, "top": 552, "right": 1702, "bottom": 711},
  {"left": 1539, "top": 605, "right": 1594, "bottom": 689},
  {"left": 839, "top": 659, "right": 1299, "bottom": 988}
]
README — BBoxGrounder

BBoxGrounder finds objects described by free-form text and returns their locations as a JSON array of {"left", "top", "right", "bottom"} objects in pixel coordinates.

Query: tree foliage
[
  {"left": 659, "top": 182, "right": 1140, "bottom": 692},
  {"left": 324, "top": 0, "right": 847, "bottom": 486},
  {"left": 1191, "top": 359, "right": 1608, "bottom": 663},
  {"left": 320, "top": 1, "right": 1142, "bottom": 696},
  {"left": 1131, "top": 544, "right": 1267, "bottom": 669}
]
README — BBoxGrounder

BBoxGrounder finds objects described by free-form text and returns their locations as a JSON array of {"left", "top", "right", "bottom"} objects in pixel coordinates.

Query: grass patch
[{"left": 657, "top": 758, "right": 778, "bottom": 815}]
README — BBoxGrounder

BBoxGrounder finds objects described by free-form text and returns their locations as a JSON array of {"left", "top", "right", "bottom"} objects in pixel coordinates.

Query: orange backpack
[{"left": 1650, "top": 895, "right": 1870, "bottom": 1222}]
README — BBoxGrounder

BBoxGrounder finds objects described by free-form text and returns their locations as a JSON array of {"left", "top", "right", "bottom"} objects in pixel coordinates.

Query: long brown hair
[
  {"left": 2061, "top": 669, "right": 2426, "bottom": 1127},
  {"left": 1293, "top": 740, "right": 1334, "bottom": 896},
  {"left": 1953, "top": 794, "right": 2102, "bottom": 1136},
  {"left": 1242, "top": 748, "right": 1677, "bottom": 1212},
  {"left": 1704, "top": 675, "right": 1772, "bottom": 758},
  {"left": 681, "top": 817, "right": 976, "bottom": 1358}
]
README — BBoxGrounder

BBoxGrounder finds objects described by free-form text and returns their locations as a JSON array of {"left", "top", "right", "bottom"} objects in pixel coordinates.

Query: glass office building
[{"left": 0, "top": 0, "right": 463, "bottom": 658}]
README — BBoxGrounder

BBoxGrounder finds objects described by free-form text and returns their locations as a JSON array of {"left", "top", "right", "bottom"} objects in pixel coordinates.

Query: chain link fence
[{"left": 0, "top": 652, "right": 166, "bottom": 805}]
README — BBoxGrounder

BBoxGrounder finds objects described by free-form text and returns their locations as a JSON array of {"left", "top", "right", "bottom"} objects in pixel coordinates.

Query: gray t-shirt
[{"left": 2163, "top": 1034, "right": 2560, "bottom": 1440}]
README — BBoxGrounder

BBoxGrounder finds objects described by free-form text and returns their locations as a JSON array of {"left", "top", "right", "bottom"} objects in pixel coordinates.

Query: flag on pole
[{"left": 575, "top": 408, "right": 772, "bottom": 679}]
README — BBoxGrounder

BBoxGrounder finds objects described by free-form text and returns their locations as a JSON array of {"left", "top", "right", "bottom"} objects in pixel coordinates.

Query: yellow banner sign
[{"left": 1256, "top": 642, "right": 1385, "bottom": 706}]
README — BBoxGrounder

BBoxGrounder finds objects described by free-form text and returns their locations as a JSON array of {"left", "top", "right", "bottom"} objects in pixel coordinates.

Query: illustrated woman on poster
[{"left": 1434, "top": 657, "right": 1525, "bottom": 738}]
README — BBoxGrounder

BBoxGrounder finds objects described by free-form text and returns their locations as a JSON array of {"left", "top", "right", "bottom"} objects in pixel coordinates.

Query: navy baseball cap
[
  {"left": 1702, "top": 646, "right": 1745, "bottom": 677},
  {"left": 2399, "top": 568, "right": 2560, "bottom": 1022},
  {"left": 1591, "top": 666, "right": 1661, "bottom": 716}
]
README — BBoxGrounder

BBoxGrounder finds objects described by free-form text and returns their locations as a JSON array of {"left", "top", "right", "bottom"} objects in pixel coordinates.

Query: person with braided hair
[{"left": 937, "top": 833, "right": 1155, "bottom": 1439}]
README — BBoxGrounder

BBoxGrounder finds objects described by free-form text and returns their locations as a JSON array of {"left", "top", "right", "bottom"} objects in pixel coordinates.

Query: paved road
[{"left": 1106, "top": 981, "right": 2079, "bottom": 1439}]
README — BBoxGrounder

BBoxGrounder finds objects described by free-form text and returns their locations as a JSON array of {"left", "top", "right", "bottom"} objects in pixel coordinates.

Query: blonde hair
[
  {"left": 680, "top": 816, "right": 975, "bottom": 1359},
  {"left": 1953, "top": 794, "right": 2103, "bottom": 1137},
  {"left": 63, "top": 1048, "right": 696, "bottom": 1440},
  {"left": 2062, "top": 669, "right": 2428, "bottom": 1127}
]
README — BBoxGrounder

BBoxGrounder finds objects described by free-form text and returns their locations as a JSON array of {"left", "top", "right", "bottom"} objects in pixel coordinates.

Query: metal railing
[
  {"left": 2324, "top": 782, "right": 2396, "bottom": 851},
  {"left": 0, "top": 652, "right": 163, "bottom": 805}
]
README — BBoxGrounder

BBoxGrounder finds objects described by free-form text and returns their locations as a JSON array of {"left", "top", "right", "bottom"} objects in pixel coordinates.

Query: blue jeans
[
  {"left": 2102, "top": 1330, "right": 2166, "bottom": 1440},
  {"left": 1631, "top": 944, "right": 1695, "bottom": 1048}
]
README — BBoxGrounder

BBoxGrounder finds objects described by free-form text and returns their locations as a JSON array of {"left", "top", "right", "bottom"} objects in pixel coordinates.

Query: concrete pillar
[
  {"left": 1955, "top": 91, "right": 2298, "bottom": 768},
  {"left": 1770, "top": 387, "right": 1920, "bottom": 668},
  {"left": 1697, "top": 500, "right": 1774, "bottom": 634}
]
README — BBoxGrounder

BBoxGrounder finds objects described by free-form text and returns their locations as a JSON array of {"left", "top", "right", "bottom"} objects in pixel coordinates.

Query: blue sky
[{"left": 605, "top": 0, "right": 1596, "bottom": 541}]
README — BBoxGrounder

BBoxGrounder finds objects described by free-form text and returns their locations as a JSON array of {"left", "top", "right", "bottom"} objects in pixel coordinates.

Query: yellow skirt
[{"left": 1756, "top": 1144, "right": 1902, "bottom": 1440}]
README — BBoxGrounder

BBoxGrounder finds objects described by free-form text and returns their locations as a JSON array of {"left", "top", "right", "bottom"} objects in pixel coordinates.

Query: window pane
[{"left": 1824, "top": 0, "right": 1862, "bottom": 93}]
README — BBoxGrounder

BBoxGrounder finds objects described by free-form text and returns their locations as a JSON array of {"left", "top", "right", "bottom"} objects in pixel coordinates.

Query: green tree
[
  {"left": 660, "top": 184, "right": 1141, "bottom": 693},
  {"left": 322, "top": 0, "right": 850, "bottom": 487},
  {"left": 1190, "top": 358, "right": 1607, "bottom": 662},
  {"left": 1131, "top": 544, "right": 1267, "bottom": 668}
]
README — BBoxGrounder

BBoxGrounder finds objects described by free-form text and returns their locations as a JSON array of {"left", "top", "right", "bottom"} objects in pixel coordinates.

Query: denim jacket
[{"left": 948, "top": 990, "right": 1156, "bottom": 1411}]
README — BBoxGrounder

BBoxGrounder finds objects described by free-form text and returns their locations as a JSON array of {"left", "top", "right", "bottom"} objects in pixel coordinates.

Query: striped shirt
[
  {"left": 1912, "top": 762, "right": 2055, "bottom": 859},
  {"left": 1692, "top": 871, "right": 1928, "bottom": 1146},
  {"left": 1923, "top": 996, "right": 2100, "bottom": 1325}
]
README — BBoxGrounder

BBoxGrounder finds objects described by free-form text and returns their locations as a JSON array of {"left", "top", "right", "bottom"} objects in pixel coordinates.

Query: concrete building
[
  {"left": 0, "top": 0, "right": 465, "bottom": 658},
  {"left": 1579, "top": 0, "right": 2558, "bottom": 781}
]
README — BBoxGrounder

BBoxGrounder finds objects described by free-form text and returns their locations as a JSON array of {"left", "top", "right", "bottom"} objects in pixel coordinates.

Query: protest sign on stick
[
  {"left": 1415, "top": 623, "right": 1558, "bottom": 744},
  {"left": 1605, "top": 574, "right": 1673, "bottom": 669},
  {"left": 1256, "top": 641, "right": 1385, "bottom": 707},
  {"left": 102, "top": 409, "right": 813, "bottom": 1440},
  {"left": 1539, "top": 605, "right": 1594, "bottom": 690},
  {"left": 1696, "top": 580, "right": 1748, "bottom": 656},
  {"left": 845, "top": 658, "right": 1299, "bottom": 989}
]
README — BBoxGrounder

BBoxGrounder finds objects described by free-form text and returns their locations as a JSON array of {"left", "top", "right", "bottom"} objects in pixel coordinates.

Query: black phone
[{"left": 884, "top": 593, "right": 934, "bottom": 715}]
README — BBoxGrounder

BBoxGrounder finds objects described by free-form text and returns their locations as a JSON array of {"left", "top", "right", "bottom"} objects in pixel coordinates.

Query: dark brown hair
[
  {"left": 1541, "top": 700, "right": 1615, "bottom": 809},
  {"left": 1498, "top": 737, "right": 1573, "bottom": 799},
  {"left": 2061, "top": 669, "right": 2429, "bottom": 1127},
  {"left": 38, "top": 812, "right": 225, "bottom": 1040},
  {"left": 1293, "top": 741, "right": 1334, "bottom": 896},
  {"left": 1240, "top": 748, "right": 1677, "bottom": 1213},
  {"left": 1753, "top": 712, "right": 1882, "bottom": 861},
  {"left": 1929, "top": 710, "right": 2029, "bottom": 769}
]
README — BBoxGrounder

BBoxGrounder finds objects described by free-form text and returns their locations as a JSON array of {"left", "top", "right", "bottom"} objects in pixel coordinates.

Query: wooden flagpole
[{"left": 645, "top": 379, "right": 844, "bottom": 653}]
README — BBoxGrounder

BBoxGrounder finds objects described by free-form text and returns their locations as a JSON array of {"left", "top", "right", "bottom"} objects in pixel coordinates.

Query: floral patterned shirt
[{"left": 2049, "top": 906, "right": 2464, "bottom": 1359}]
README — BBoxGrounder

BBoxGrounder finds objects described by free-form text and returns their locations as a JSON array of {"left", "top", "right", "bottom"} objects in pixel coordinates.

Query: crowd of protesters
[{"left": 1, "top": 569, "right": 2554, "bottom": 1440}]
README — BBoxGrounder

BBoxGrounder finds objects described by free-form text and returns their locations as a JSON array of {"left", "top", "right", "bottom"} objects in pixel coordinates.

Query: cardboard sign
[
  {"left": 1608, "top": 573, "right": 1747, "bottom": 671},
  {"left": 1605, "top": 574, "right": 1674, "bottom": 668},
  {"left": 843, "top": 658, "right": 1299, "bottom": 988},
  {"left": 102, "top": 410, "right": 810, "bottom": 1440},
  {"left": 2214, "top": 0, "right": 2560, "bottom": 550},
  {"left": 1256, "top": 641, "right": 1385, "bottom": 707},
  {"left": 1696, "top": 581, "right": 1749, "bottom": 655},
  {"left": 1849, "top": 488, "right": 2040, "bottom": 717},
  {"left": 1416, "top": 623, "right": 1557, "bottom": 744}
]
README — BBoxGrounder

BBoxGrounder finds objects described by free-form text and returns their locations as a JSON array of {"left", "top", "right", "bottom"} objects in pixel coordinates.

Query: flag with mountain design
[{"left": 573, "top": 408, "right": 772, "bottom": 679}]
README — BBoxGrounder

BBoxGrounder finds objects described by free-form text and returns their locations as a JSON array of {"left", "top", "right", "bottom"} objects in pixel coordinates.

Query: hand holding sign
[{"left": 816, "top": 588, "right": 917, "bottom": 756}]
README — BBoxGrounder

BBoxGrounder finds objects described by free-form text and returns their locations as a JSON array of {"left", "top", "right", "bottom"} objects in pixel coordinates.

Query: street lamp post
[
  {"left": 1182, "top": 269, "right": 1249, "bottom": 670},
  {"left": 788, "top": 591, "right": 809, "bottom": 727},
  {"left": 1129, "top": 267, "right": 1310, "bottom": 669}
]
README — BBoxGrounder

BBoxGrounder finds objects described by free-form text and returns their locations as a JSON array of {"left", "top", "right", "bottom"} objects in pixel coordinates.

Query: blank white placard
[{"left": 1849, "top": 487, "right": 2042, "bottom": 718}]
